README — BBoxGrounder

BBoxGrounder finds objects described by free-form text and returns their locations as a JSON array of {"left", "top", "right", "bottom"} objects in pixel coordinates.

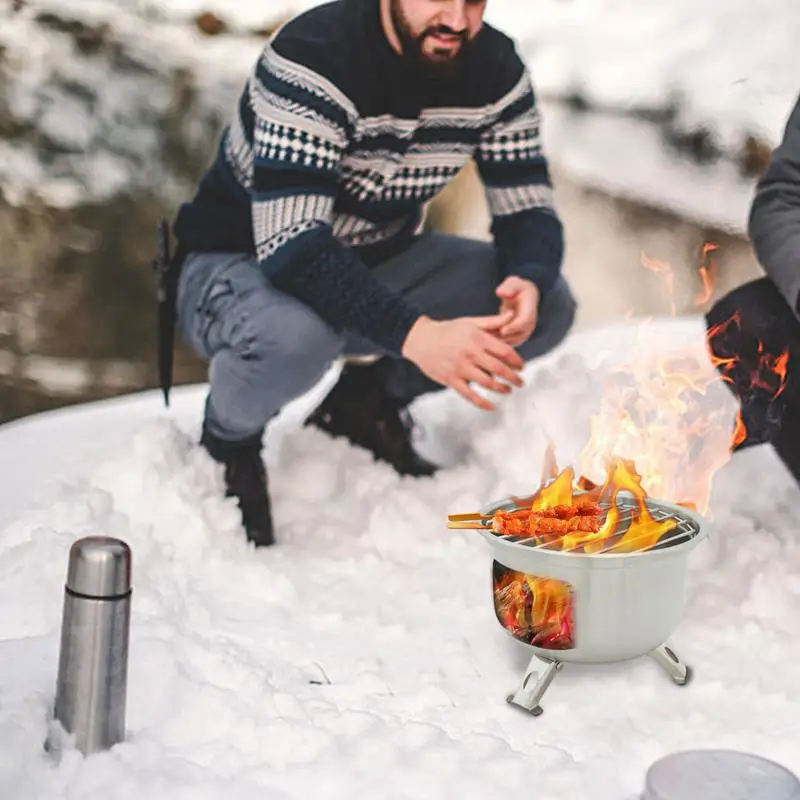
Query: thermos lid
[
  {"left": 644, "top": 750, "right": 800, "bottom": 800},
  {"left": 66, "top": 536, "right": 132, "bottom": 598}
]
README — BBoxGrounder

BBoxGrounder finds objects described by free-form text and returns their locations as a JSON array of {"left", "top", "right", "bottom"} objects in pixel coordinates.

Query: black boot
[
  {"left": 304, "top": 360, "right": 439, "bottom": 477},
  {"left": 200, "top": 425, "right": 275, "bottom": 546}
]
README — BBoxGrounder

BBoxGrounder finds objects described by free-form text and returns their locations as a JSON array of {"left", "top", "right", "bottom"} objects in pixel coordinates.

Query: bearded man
[{"left": 170, "top": 0, "right": 577, "bottom": 546}]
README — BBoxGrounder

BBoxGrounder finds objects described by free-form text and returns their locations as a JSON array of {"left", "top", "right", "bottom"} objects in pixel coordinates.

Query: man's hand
[
  {"left": 401, "top": 314, "right": 525, "bottom": 411},
  {"left": 495, "top": 276, "right": 540, "bottom": 347}
]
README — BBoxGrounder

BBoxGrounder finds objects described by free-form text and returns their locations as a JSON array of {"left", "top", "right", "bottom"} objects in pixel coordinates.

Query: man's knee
[
  {"left": 208, "top": 299, "right": 344, "bottom": 435},
  {"left": 240, "top": 301, "right": 343, "bottom": 376},
  {"left": 518, "top": 276, "right": 577, "bottom": 362},
  {"left": 706, "top": 277, "right": 795, "bottom": 338},
  {"left": 705, "top": 277, "right": 800, "bottom": 447},
  {"left": 705, "top": 277, "right": 799, "bottom": 368}
]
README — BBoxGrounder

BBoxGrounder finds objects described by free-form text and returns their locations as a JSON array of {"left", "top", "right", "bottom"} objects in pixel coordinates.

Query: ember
[{"left": 492, "top": 563, "right": 575, "bottom": 650}]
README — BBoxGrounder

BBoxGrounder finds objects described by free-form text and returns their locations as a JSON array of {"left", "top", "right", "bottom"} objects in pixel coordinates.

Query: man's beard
[{"left": 388, "top": 0, "right": 472, "bottom": 80}]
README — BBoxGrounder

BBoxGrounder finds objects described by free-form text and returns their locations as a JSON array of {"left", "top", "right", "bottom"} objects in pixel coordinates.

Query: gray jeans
[{"left": 177, "top": 233, "right": 577, "bottom": 441}]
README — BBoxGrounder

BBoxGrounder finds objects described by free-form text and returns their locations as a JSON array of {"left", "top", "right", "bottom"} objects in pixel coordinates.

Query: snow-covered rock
[{"left": 0, "top": 1, "right": 297, "bottom": 207}]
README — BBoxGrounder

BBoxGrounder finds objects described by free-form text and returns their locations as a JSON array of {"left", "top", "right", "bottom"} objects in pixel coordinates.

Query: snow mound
[{"left": 1, "top": 318, "right": 799, "bottom": 798}]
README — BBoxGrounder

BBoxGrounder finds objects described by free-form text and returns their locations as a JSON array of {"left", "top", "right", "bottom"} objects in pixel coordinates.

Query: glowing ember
[{"left": 493, "top": 563, "right": 575, "bottom": 649}]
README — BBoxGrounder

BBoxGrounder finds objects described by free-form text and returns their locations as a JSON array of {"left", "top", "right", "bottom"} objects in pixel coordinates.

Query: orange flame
[
  {"left": 503, "top": 242, "right": 789, "bottom": 555},
  {"left": 523, "top": 457, "right": 677, "bottom": 554},
  {"left": 695, "top": 243, "right": 718, "bottom": 306},
  {"left": 641, "top": 251, "right": 677, "bottom": 316},
  {"left": 494, "top": 566, "right": 575, "bottom": 649},
  {"left": 572, "top": 244, "right": 789, "bottom": 515},
  {"left": 641, "top": 241, "right": 720, "bottom": 316}
]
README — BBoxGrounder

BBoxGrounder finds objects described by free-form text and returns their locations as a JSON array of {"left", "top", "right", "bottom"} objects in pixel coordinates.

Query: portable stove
[{"left": 454, "top": 492, "right": 708, "bottom": 716}]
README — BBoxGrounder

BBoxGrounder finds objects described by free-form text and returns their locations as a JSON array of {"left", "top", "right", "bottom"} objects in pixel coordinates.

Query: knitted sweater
[{"left": 172, "top": 0, "right": 564, "bottom": 356}]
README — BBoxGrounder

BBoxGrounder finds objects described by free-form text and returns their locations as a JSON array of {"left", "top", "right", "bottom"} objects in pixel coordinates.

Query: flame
[
  {"left": 641, "top": 251, "right": 677, "bottom": 316},
  {"left": 695, "top": 243, "right": 718, "bottom": 306},
  {"left": 500, "top": 242, "right": 790, "bottom": 556},
  {"left": 531, "top": 465, "right": 574, "bottom": 510},
  {"left": 494, "top": 566, "right": 574, "bottom": 649},
  {"left": 641, "top": 241, "right": 720, "bottom": 317},
  {"left": 576, "top": 343, "right": 735, "bottom": 515},
  {"left": 524, "top": 457, "right": 678, "bottom": 554},
  {"left": 568, "top": 243, "right": 790, "bottom": 516}
]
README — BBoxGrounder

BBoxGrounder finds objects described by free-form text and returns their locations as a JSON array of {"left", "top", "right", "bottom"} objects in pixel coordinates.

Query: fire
[
  {"left": 523, "top": 457, "right": 678, "bottom": 554},
  {"left": 641, "top": 252, "right": 677, "bottom": 316},
  {"left": 468, "top": 243, "right": 792, "bottom": 557},
  {"left": 576, "top": 337, "right": 736, "bottom": 515},
  {"left": 695, "top": 242, "right": 718, "bottom": 306},
  {"left": 493, "top": 563, "right": 574, "bottom": 649},
  {"left": 573, "top": 243, "right": 789, "bottom": 515}
]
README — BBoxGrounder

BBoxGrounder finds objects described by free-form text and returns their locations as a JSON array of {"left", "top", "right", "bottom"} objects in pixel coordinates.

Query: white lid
[{"left": 644, "top": 750, "right": 800, "bottom": 800}]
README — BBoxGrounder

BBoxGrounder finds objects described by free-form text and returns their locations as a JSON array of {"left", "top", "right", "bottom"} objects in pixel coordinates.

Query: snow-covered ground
[
  {"left": 3, "top": 0, "right": 797, "bottom": 230},
  {"left": 2, "top": 318, "right": 799, "bottom": 799}
]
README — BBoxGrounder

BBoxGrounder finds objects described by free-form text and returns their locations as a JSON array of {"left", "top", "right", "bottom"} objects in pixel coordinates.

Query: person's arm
[
  {"left": 250, "top": 39, "right": 423, "bottom": 356},
  {"left": 474, "top": 52, "right": 564, "bottom": 297},
  {"left": 748, "top": 94, "right": 800, "bottom": 316}
]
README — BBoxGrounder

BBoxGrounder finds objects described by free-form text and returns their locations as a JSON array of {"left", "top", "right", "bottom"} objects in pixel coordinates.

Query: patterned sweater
[{"left": 172, "top": 0, "right": 564, "bottom": 356}]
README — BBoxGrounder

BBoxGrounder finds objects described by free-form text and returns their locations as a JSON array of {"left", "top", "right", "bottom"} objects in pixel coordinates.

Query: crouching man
[
  {"left": 706, "top": 91, "right": 800, "bottom": 481},
  {"left": 170, "top": 0, "right": 577, "bottom": 546}
]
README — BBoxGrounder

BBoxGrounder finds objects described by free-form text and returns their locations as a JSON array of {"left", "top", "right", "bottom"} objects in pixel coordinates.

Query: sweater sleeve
[
  {"left": 249, "top": 40, "right": 423, "bottom": 355},
  {"left": 748, "top": 93, "right": 800, "bottom": 316},
  {"left": 474, "top": 51, "right": 564, "bottom": 296}
]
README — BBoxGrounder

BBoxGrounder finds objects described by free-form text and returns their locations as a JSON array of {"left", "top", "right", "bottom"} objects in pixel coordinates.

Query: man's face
[{"left": 389, "top": 0, "right": 487, "bottom": 75}]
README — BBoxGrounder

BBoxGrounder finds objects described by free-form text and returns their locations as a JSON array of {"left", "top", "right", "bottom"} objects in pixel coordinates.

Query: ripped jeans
[{"left": 176, "top": 233, "right": 578, "bottom": 442}]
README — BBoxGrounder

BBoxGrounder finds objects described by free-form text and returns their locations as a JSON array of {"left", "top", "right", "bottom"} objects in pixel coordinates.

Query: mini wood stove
[{"left": 469, "top": 493, "right": 707, "bottom": 716}]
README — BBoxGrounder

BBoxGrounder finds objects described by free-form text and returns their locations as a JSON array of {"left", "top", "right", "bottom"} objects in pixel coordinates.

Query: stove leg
[
  {"left": 506, "top": 654, "right": 563, "bottom": 715},
  {"left": 649, "top": 644, "right": 692, "bottom": 686}
]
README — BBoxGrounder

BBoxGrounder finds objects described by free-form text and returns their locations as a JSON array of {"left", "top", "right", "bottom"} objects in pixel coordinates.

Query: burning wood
[{"left": 493, "top": 563, "right": 575, "bottom": 650}]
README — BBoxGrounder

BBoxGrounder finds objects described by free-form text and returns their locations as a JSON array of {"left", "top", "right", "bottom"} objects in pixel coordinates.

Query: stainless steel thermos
[{"left": 52, "top": 536, "right": 132, "bottom": 755}]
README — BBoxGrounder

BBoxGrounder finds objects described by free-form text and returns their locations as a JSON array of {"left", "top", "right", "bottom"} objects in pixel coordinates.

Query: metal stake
[{"left": 51, "top": 536, "right": 132, "bottom": 755}]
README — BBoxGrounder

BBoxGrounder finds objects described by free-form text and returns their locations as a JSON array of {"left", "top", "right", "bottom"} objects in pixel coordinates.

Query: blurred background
[{"left": 1, "top": 0, "right": 795, "bottom": 423}]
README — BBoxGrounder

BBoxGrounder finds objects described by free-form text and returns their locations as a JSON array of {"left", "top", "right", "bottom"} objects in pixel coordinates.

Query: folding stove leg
[
  {"left": 648, "top": 644, "right": 693, "bottom": 686},
  {"left": 506, "top": 653, "right": 563, "bottom": 716}
]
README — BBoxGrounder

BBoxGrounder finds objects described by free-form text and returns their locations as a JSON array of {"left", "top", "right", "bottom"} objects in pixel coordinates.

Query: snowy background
[
  {"left": 3, "top": 0, "right": 800, "bottom": 798},
  {"left": 3, "top": 0, "right": 798, "bottom": 229}
]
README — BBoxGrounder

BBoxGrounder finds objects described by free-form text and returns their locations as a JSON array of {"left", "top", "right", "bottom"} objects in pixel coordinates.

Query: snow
[
  {"left": 483, "top": 0, "right": 800, "bottom": 233},
  {"left": 3, "top": 0, "right": 797, "bottom": 230},
  {"left": 2, "top": 317, "right": 800, "bottom": 799},
  {"left": 487, "top": 0, "right": 799, "bottom": 152},
  {"left": 539, "top": 104, "right": 758, "bottom": 235}
]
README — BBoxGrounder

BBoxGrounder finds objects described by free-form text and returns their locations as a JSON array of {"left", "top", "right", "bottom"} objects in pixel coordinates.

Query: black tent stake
[{"left": 154, "top": 218, "right": 176, "bottom": 407}]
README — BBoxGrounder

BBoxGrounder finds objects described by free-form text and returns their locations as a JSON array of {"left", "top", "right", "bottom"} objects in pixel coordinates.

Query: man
[
  {"left": 171, "top": 0, "right": 577, "bottom": 547},
  {"left": 705, "top": 91, "right": 800, "bottom": 482}
]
